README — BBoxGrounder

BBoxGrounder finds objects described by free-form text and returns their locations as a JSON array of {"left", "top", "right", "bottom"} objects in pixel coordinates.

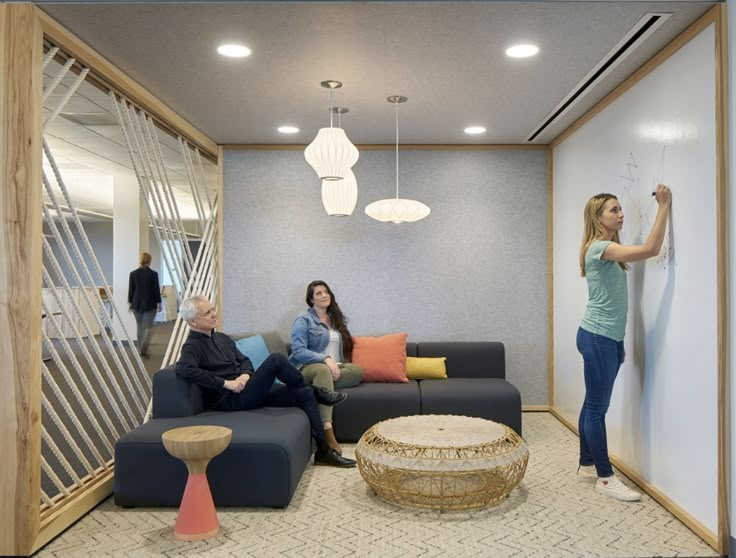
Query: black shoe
[
  {"left": 314, "top": 448, "right": 356, "bottom": 468},
  {"left": 311, "top": 386, "right": 347, "bottom": 407}
]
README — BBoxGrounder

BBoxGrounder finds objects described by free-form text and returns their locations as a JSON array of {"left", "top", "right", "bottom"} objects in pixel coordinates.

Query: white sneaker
[
  {"left": 595, "top": 475, "right": 641, "bottom": 502},
  {"left": 577, "top": 464, "right": 597, "bottom": 479}
]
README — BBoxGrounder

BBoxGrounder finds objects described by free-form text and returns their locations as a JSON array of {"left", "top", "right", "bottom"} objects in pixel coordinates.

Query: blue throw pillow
[{"left": 235, "top": 335, "right": 270, "bottom": 370}]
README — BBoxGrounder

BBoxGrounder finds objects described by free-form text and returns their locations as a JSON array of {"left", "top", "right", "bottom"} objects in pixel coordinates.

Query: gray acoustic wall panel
[{"left": 223, "top": 149, "right": 548, "bottom": 405}]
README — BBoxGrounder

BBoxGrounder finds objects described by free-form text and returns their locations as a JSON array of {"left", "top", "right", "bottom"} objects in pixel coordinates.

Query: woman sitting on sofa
[{"left": 289, "top": 280, "right": 363, "bottom": 454}]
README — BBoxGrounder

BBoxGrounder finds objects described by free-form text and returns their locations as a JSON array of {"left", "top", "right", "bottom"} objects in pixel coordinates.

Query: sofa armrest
[
  {"left": 152, "top": 365, "right": 205, "bottom": 418},
  {"left": 416, "top": 342, "right": 505, "bottom": 379}
]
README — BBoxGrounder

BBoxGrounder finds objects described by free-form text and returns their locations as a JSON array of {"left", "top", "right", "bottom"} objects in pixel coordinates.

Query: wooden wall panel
[{"left": 0, "top": 3, "right": 43, "bottom": 556}]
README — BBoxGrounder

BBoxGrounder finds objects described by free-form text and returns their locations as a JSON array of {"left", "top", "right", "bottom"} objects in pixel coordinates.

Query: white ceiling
[{"left": 38, "top": 0, "right": 717, "bottom": 147}]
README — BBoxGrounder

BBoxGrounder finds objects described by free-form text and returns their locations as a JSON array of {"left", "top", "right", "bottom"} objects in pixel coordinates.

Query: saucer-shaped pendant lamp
[
  {"left": 322, "top": 169, "right": 357, "bottom": 216},
  {"left": 365, "top": 96, "right": 430, "bottom": 223},
  {"left": 305, "top": 81, "right": 359, "bottom": 181}
]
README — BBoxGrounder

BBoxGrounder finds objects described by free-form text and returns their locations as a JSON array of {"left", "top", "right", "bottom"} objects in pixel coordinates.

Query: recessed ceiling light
[
  {"left": 217, "top": 44, "right": 252, "bottom": 58},
  {"left": 464, "top": 126, "right": 487, "bottom": 135},
  {"left": 505, "top": 44, "right": 539, "bottom": 58},
  {"left": 277, "top": 126, "right": 299, "bottom": 134}
]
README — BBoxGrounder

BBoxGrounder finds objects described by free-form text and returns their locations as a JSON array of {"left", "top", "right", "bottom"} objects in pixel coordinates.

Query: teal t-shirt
[{"left": 580, "top": 240, "right": 628, "bottom": 341}]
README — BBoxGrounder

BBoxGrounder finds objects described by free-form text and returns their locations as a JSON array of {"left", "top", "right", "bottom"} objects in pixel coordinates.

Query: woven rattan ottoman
[{"left": 355, "top": 414, "right": 528, "bottom": 510}]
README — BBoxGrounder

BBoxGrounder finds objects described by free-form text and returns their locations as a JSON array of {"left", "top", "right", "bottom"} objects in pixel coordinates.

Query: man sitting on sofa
[{"left": 176, "top": 295, "right": 356, "bottom": 468}]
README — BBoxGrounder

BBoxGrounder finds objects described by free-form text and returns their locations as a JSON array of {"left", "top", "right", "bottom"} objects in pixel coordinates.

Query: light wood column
[{"left": 0, "top": 4, "right": 43, "bottom": 556}]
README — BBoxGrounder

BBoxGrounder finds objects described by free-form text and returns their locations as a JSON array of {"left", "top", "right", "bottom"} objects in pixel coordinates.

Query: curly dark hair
[{"left": 305, "top": 280, "right": 354, "bottom": 362}]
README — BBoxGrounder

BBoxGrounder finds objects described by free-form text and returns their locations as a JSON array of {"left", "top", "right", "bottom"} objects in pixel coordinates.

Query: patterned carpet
[{"left": 36, "top": 413, "right": 718, "bottom": 558}]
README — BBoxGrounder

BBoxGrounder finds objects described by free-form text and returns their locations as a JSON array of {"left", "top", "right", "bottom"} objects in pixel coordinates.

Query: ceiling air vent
[{"left": 527, "top": 12, "right": 670, "bottom": 142}]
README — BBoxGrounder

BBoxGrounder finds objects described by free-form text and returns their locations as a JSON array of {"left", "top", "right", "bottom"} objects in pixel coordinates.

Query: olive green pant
[{"left": 300, "top": 362, "right": 363, "bottom": 423}]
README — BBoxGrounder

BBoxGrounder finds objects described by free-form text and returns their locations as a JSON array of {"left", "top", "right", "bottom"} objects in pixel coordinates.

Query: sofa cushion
[
  {"left": 406, "top": 356, "right": 447, "bottom": 380},
  {"left": 231, "top": 330, "right": 289, "bottom": 357},
  {"left": 417, "top": 342, "right": 505, "bottom": 379},
  {"left": 419, "top": 378, "right": 522, "bottom": 435},
  {"left": 235, "top": 334, "right": 270, "bottom": 368},
  {"left": 332, "top": 381, "right": 421, "bottom": 442},
  {"left": 114, "top": 407, "right": 312, "bottom": 508},
  {"left": 352, "top": 333, "right": 409, "bottom": 383}
]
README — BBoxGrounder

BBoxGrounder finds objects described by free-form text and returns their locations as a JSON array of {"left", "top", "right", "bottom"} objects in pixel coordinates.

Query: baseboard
[{"left": 522, "top": 405, "right": 549, "bottom": 412}]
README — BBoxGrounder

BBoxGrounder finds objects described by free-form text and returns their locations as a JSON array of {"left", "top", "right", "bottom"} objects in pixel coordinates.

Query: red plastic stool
[{"left": 162, "top": 425, "right": 232, "bottom": 541}]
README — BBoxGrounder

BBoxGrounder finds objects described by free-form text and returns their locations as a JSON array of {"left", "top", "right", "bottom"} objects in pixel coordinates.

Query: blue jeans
[
  {"left": 576, "top": 327, "right": 624, "bottom": 478},
  {"left": 216, "top": 353, "right": 326, "bottom": 444}
]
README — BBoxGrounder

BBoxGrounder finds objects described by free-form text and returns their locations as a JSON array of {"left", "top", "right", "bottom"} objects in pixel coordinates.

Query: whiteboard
[{"left": 553, "top": 25, "right": 717, "bottom": 533}]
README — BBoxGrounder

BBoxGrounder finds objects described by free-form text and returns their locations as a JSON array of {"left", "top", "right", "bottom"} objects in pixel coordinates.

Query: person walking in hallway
[{"left": 128, "top": 251, "right": 162, "bottom": 357}]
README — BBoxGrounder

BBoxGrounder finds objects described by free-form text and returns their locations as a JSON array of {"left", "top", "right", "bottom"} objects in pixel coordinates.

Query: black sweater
[{"left": 175, "top": 330, "right": 254, "bottom": 409}]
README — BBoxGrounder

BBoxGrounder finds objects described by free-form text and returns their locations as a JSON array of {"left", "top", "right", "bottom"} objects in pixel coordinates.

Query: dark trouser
[
  {"left": 576, "top": 327, "right": 624, "bottom": 478},
  {"left": 133, "top": 309, "right": 157, "bottom": 355},
  {"left": 216, "top": 353, "right": 326, "bottom": 445}
]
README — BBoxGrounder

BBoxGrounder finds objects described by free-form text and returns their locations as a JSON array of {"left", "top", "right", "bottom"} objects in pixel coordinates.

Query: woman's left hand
[{"left": 325, "top": 357, "right": 341, "bottom": 380}]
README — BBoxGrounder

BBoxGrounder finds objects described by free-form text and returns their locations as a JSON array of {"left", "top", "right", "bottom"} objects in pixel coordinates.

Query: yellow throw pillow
[{"left": 406, "top": 356, "right": 447, "bottom": 380}]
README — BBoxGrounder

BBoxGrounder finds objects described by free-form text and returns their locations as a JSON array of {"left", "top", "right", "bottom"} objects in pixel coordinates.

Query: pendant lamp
[
  {"left": 321, "top": 107, "right": 358, "bottom": 216},
  {"left": 305, "top": 81, "right": 359, "bottom": 181},
  {"left": 365, "top": 96, "right": 430, "bottom": 223}
]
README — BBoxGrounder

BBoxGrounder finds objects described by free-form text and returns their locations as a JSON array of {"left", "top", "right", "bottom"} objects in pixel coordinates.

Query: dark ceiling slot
[{"left": 527, "top": 14, "right": 664, "bottom": 142}]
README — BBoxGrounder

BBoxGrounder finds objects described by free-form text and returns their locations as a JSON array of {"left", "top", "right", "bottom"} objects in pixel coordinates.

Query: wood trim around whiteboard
[
  {"left": 36, "top": 7, "right": 217, "bottom": 159},
  {"left": 0, "top": 4, "right": 43, "bottom": 556},
  {"left": 713, "top": 3, "right": 730, "bottom": 554}
]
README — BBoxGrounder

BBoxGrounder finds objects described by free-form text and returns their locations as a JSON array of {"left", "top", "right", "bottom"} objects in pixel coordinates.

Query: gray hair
[{"left": 179, "top": 295, "right": 210, "bottom": 322}]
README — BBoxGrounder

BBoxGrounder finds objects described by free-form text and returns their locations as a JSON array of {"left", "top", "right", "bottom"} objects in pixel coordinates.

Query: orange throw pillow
[{"left": 352, "top": 333, "right": 409, "bottom": 383}]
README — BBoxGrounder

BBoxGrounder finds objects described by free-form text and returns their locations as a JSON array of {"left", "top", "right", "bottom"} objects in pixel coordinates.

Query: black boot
[
  {"left": 311, "top": 386, "right": 347, "bottom": 407},
  {"left": 315, "top": 446, "right": 356, "bottom": 468}
]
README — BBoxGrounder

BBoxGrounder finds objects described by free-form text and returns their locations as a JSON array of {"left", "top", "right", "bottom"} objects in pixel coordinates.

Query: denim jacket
[{"left": 288, "top": 308, "right": 343, "bottom": 368}]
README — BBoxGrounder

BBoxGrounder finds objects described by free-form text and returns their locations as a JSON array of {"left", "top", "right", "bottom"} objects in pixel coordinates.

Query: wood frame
[
  {"left": 0, "top": 4, "right": 43, "bottom": 556},
  {"left": 548, "top": 5, "right": 729, "bottom": 553},
  {"left": 0, "top": 6, "right": 220, "bottom": 554}
]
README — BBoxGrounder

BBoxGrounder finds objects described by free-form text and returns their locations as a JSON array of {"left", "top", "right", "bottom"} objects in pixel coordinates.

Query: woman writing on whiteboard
[{"left": 577, "top": 184, "right": 671, "bottom": 501}]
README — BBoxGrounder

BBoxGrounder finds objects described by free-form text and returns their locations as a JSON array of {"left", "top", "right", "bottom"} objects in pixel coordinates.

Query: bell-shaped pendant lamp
[
  {"left": 365, "top": 96, "right": 430, "bottom": 223},
  {"left": 305, "top": 81, "right": 359, "bottom": 181},
  {"left": 321, "top": 107, "right": 358, "bottom": 216},
  {"left": 322, "top": 169, "right": 357, "bottom": 216}
]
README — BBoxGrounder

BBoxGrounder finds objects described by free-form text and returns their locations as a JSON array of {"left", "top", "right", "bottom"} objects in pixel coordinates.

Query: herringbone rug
[{"left": 36, "top": 413, "right": 718, "bottom": 558}]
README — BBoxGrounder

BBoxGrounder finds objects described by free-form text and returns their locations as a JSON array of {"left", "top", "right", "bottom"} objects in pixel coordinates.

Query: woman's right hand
[
  {"left": 654, "top": 183, "right": 672, "bottom": 208},
  {"left": 324, "top": 356, "right": 341, "bottom": 380}
]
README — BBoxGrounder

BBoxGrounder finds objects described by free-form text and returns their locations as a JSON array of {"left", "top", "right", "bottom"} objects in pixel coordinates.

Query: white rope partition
[
  {"left": 142, "top": 115, "right": 195, "bottom": 275},
  {"left": 42, "top": 430, "right": 83, "bottom": 487},
  {"left": 41, "top": 361, "right": 109, "bottom": 467},
  {"left": 41, "top": 210, "right": 145, "bottom": 418},
  {"left": 179, "top": 137, "right": 206, "bottom": 228},
  {"left": 41, "top": 267, "right": 135, "bottom": 433},
  {"left": 44, "top": 68, "right": 89, "bottom": 130},
  {"left": 112, "top": 95, "right": 184, "bottom": 296},
  {"left": 41, "top": 456, "right": 70, "bottom": 499},
  {"left": 41, "top": 394, "right": 96, "bottom": 476},
  {"left": 42, "top": 56, "right": 74, "bottom": 102},
  {"left": 194, "top": 148, "right": 214, "bottom": 214},
  {"left": 38, "top": 54, "right": 156, "bottom": 509},
  {"left": 42, "top": 143, "right": 150, "bottom": 410},
  {"left": 43, "top": 46, "right": 60, "bottom": 70},
  {"left": 40, "top": 308, "right": 122, "bottom": 447}
]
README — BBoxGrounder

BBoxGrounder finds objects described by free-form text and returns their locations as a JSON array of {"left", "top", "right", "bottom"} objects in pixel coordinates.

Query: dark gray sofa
[
  {"left": 333, "top": 341, "right": 521, "bottom": 441},
  {"left": 113, "top": 337, "right": 521, "bottom": 508}
]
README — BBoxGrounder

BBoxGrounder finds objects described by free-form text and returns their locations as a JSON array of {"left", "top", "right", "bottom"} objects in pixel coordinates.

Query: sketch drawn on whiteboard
[{"left": 618, "top": 146, "right": 674, "bottom": 269}]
